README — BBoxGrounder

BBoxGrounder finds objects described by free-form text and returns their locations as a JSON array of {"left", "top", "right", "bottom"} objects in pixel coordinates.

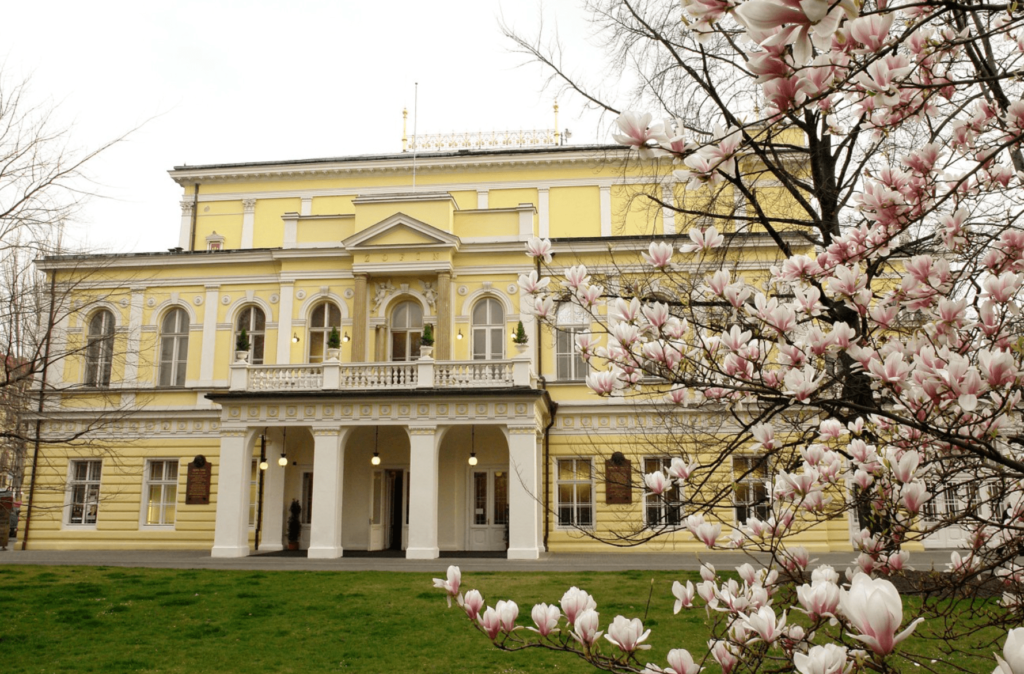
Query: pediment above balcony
[{"left": 344, "top": 212, "right": 461, "bottom": 274}]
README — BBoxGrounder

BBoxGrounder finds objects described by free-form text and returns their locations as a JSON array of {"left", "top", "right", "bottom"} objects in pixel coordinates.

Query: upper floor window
[
  {"left": 308, "top": 301, "right": 341, "bottom": 364},
  {"left": 390, "top": 300, "right": 423, "bottom": 362},
  {"left": 472, "top": 298, "right": 504, "bottom": 360},
  {"left": 236, "top": 305, "right": 266, "bottom": 364},
  {"left": 158, "top": 307, "right": 189, "bottom": 387},
  {"left": 84, "top": 310, "right": 115, "bottom": 387},
  {"left": 556, "top": 303, "right": 589, "bottom": 381}
]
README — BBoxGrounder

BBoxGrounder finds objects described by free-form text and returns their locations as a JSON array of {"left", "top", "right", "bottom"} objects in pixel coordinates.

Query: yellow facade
[{"left": 25, "top": 143, "right": 856, "bottom": 558}]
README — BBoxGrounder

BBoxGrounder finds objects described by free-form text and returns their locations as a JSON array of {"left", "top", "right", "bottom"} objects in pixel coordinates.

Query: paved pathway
[{"left": 0, "top": 542, "right": 959, "bottom": 573}]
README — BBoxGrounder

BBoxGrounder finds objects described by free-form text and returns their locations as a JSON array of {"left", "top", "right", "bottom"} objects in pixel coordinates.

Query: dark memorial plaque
[
  {"left": 604, "top": 459, "right": 632, "bottom": 505},
  {"left": 186, "top": 455, "right": 211, "bottom": 505}
]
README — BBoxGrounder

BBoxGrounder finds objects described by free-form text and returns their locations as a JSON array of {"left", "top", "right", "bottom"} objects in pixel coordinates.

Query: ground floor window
[
  {"left": 144, "top": 460, "right": 179, "bottom": 526},
  {"left": 644, "top": 457, "right": 683, "bottom": 528},
  {"left": 733, "top": 455, "right": 770, "bottom": 524},
  {"left": 68, "top": 460, "right": 102, "bottom": 525},
  {"left": 556, "top": 458, "right": 593, "bottom": 527}
]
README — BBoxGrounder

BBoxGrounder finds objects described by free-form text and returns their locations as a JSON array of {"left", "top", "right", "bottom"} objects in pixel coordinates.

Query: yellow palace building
[{"left": 23, "top": 125, "right": 860, "bottom": 558}]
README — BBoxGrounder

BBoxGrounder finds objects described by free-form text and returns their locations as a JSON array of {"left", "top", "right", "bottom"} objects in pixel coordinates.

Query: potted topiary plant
[
  {"left": 287, "top": 499, "right": 302, "bottom": 551},
  {"left": 419, "top": 324, "right": 435, "bottom": 359},
  {"left": 512, "top": 320, "right": 529, "bottom": 355},
  {"left": 326, "top": 326, "right": 341, "bottom": 361},
  {"left": 235, "top": 328, "right": 250, "bottom": 362}
]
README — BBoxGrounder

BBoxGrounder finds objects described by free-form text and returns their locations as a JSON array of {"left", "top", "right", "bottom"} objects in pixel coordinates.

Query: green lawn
[{"left": 0, "top": 565, "right": 1004, "bottom": 673}]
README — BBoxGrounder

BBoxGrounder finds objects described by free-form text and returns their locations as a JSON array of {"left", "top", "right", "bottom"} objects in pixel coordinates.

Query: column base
[
  {"left": 405, "top": 546, "right": 440, "bottom": 560},
  {"left": 257, "top": 543, "right": 284, "bottom": 553},
  {"left": 307, "top": 546, "right": 344, "bottom": 559},
  {"left": 211, "top": 545, "right": 251, "bottom": 558},
  {"left": 507, "top": 547, "right": 541, "bottom": 560}
]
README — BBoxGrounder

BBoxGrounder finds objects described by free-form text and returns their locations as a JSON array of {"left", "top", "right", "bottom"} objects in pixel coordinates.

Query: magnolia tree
[{"left": 432, "top": 0, "right": 1024, "bottom": 671}]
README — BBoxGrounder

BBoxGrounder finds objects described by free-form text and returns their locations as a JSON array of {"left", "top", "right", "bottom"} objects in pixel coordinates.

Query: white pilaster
[
  {"left": 212, "top": 431, "right": 253, "bottom": 558},
  {"left": 259, "top": 433, "right": 285, "bottom": 551},
  {"left": 600, "top": 185, "right": 612, "bottom": 237},
  {"left": 283, "top": 213, "right": 298, "bottom": 248},
  {"left": 477, "top": 190, "right": 489, "bottom": 209},
  {"left": 300, "top": 196, "right": 312, "bottom": 216},
  {"left": 240, "top": 199, "right": 256, "bottom": 249},
  {"left": 178, "top": 200, "right": 194, "bottom": 250},
  {"left": 538, "top": 187, "right": 550, "bottom": 238},
  {"left": 662, "top": 184, "right": 676, "bottom": 235},
  {"left": 517, "top": 203, "right": 536, "bottom": 240},
  {"left": 406, "top": 425, "right": 440, "bottom": 559},
  {"left": 507, "top": 424, "right": 543, "bottom": 559},
  {"left": 276, "top": 282, "right": 295, "bottom": 364},
  {"left": 198, "top": 284, "right": 220, "bottom": 385},
  {"left": 308, "top": 427, "right": 345, "bottom": 559},
  {"left": 121, "top": 287, "right": 146, "bottom": 386}
]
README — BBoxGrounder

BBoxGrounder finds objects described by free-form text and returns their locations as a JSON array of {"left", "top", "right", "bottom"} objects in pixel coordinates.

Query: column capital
[
  {"left": 311, "top": 426, "right": 342, "bottom": 437},
  {"left": 242, "top": 198, "right": 257, "bottom": 212},
  {"left": 408, "top": 425, "right": 437, "bottom": 436}
]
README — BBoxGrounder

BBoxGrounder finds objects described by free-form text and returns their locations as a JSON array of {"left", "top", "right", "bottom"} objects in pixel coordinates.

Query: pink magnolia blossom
[
  {"left": 839, "top": 574, "right": 923, "bottom": 655},
  {"left": 643, "top": 240, "right": 675, "bottom": 269},
  {"left": 994, "top": 628, "right": 1024, "bottom": 674},
  {"left": 495, "top": 599, "right": 519, "bottom": 634},
  {"left": 517, "top": 270, "right": 550, "bottom": 294},
  {"left": 571, "top": 609, "right": 603, "bottom": 648},
  {"left": 644, "top": 470, "right": 670, "bottom": 495},
  {"left": 432, "top": 565, "right": 462, "bottom": 607},
  {"left": 560, "top": 586, "right": 597, "bottom": 626},
  {"left": 528, "top": 603, "right": 561, "bottom": 636},
  {"left": 668, "top": 457, "right": 697, "bottom": 481},
  {"left": 605, "top": 615, "right": 652, "bottom": 652},
  {"left": 743, "top": 605, "right": 787, "bottom": 644},
  {"left": 710, "top": 640, "right": 740, "bottom": 674},
  {"left": 564, "top": 264, "right": 591, "bottom": 290},
  {"left": 478, "top": 606, "right": 503, "bottom": 640},
  {"left": 525, "top": 236, "right": 552, "bottom": 263},
  {"left": 784, "top": 365, "right": 823, "bottom": 403},
  {"left": 462, "top": 589, "right": 484, "bottom": 620},
  {"left": 672, "top": 580, "right": 695, "bottom": 613},
  {"left": 793, "top": 644, "right": 849, "bottom": 674},
  {"left": 797, "top": 579, "right": 840, "bottom": 620},
  {"left": 612, "top": 112, "right": 662, "bottom": 156},
  {"left": 680, "top": 226, "right": 725, "bottom": 253},
  {"left": 663, "top": 649, "right": 702, "bottom": 674}
]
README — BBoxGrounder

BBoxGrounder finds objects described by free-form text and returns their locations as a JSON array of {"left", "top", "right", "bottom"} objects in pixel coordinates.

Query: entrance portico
[{"left": 208, "top": 392, "right": 550, "bottom": 560}]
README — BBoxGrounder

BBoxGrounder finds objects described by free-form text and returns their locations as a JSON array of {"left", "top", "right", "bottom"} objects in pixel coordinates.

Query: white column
[
  {"left": 662, "top": 184, "right": 676, "bottom": 235},
  {"left": 507, "top": 424, "right": 543, "bottom": 559},
  {"left": 538, "top": 187, "right": 550, "bottom": 238},
  {"left": 477, "top": 190, "right": 489, "bottom": 209},
  {"left": 178, "top": 200, "right": 194, "bottom": 250},
  {"left": 308, "top": 427, "right": 345, "bottom": 559},
  {"left": 121, "top": 286, "right": 146, "bottom": 387},
  {"left": 240, "top": 199, "right": 256, "bottom": 249},
  {"left": 276, "top": 282, "right": 294, "bottom": 364},
  {"left": 259, "top": 431, "right": 286, "bottom": 551},
  {"left": 212, "top": 431, "right": 253, "bottom": 558},
  {"left": 198, "top": 284, "right": 220, "bottom": 386},
  {"left": 600, "top": 185, "right": 612, "bottom": 237},
  {"left": 406, "top": 425, "right": 440, "bottom": 559}
]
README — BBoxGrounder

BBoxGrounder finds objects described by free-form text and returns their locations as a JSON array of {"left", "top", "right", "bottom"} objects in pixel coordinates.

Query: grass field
[{"left": 0, "top": 564, "right": 1004, "bottom": 673}]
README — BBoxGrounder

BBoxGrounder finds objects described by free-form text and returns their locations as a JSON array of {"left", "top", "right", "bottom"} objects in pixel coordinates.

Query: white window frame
[
  {"left": 643, "top": 457, "right": 684, "bottom": 529},
  {"left": 471, "top": 297, "right": 505, "bottom": 361},
  {"left": 555, "top": 303, "right": 589, "bottom": 381},
  {"left": 733, "top": 455, "right": 771, "bottom": 525},
  {"left": 66, "top": 459, "right": 102, "bottom": 527},
  {"left": 389, "top": 300, "right": 423, "bottom": 362},
  {"left": 84, "top": 309, "right": 115, "bottom": 387},
  {"left": 235, "top": 305, "right": 267, "bottom": 365},
  {"left": 308, "top": 301, "right": 341, "bottom": 364},
  {"left": 555, "top": 458, "right": 594, "bottom": 529},
  {"left": 158, "top": 307, "right": 189, "bottom": 387},
  {"left": 141, "top": 459, "right": 179, "bottom": 527}
]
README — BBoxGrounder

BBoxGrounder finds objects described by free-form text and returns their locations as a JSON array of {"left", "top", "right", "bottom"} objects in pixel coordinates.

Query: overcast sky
[{"left": 2, "top": 1, "right": 613, "bottom": 254}]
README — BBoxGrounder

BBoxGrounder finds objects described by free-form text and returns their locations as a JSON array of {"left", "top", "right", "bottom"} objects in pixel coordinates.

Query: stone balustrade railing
[{"left": 230, "top": 357, "right": 533, "bottom": 392}]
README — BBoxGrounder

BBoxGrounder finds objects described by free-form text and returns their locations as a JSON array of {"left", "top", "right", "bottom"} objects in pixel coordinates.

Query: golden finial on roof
[
  {"left": 554, "top": 100, "right": 560, "bottom": 146},
  {"left": 402, "top": 108, "right": 409, "bottom": 152}
]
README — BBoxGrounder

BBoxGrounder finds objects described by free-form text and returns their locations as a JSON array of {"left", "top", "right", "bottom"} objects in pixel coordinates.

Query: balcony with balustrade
[{"left": 229, "top": 355, "right": 537, "bottom": 394}]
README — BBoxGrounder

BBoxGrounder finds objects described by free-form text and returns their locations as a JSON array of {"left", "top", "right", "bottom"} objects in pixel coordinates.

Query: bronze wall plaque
[
  {"left": 185, "top": 460, "right": 212, "bottom": 505},
  {"left": 604, "top": 459, "right": 632, "bottom": 504}
]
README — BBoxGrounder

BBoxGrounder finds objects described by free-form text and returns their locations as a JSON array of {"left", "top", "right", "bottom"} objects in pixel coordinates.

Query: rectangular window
[
  {"left": 555, "top": 327, "right": 588, "bottom": 381},
  {"left": 68, "top": 460, "right": 102, "bottom": 525},
  {"left": 301, "top": 472, "right": 314, "bottom": 525},
  {"left": 644, "top": 457, "right": 683, "bottom": 528},
  {"left": 556, "top": 458, "right": 593, "bottom": 527},
  {"left": 144, "top": 460, "right": 179, "bottom": 526},
  {"left": 733, "top": 456, "right": 771, "bottom": 525}
]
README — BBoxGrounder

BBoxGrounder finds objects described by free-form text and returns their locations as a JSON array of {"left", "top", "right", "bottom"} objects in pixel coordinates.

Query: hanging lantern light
[
  {"left": 468, "top": 426, "right": 478, "bottom": 466},
  {"left": 371, "top": 427, "right": 381, "bottom": 465}
]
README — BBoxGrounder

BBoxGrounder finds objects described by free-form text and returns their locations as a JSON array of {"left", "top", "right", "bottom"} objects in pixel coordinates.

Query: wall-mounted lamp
[
  {"left": 468, "top": 426, "right": 478, "bottom": 465},
  {"left": 292, "top": 333, "right": 300, "bottom": 343},
  {"left": 342, "top": 332, "right": 350, "bottom": 343},
  {"left": 457, "top": 329, "right": 463, "bottom": 340},
  {"left": 259, "top": 460, "right": 269, "bottom": 471},
  {"left": 371, "top": 427, "right": 381, "bottom": 465}
]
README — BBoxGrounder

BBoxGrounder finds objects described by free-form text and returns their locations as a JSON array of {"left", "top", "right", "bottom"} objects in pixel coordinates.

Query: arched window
[
  {"left": 308, "top": 301, "right": 341, "bottom": 364},
  {"left": 235, "top": 305, "right": 266, "bottom": 364},
  {"left": 472, "top": 298, "right": 504, "bottom": 360},
  {"left": 84, "top": 310, "right": 115, "bottom": 386},
  {"left": 158, "top": 307, "right": 189, "bottom": 387},
  {"left": 390, "top": 300, "right": 423, "bottom": 362}
]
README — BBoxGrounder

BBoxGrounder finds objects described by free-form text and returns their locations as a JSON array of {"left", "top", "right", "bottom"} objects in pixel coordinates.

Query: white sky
[{"left": 1, "top": 0, "right": 613, "bottom": 254}]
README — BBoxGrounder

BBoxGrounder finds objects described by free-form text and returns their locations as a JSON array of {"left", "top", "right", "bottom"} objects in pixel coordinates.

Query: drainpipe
[
  {"left": 189, "top": 183, "right": 199, "bottom": 251},
  {"left": 22, "top": 268, "right": 57, "bottom": 550}
]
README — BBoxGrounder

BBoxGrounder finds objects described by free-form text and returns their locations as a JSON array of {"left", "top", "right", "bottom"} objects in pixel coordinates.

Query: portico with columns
[{"left": 208, "top": 393, "right": 550, "bottom": 560}]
